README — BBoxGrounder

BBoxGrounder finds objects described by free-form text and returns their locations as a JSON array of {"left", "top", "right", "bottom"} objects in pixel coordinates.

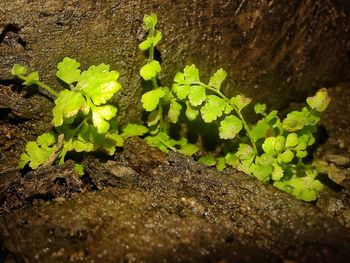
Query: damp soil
[{"left": 1, "top": 84, "right": 350, "bottom": 263}]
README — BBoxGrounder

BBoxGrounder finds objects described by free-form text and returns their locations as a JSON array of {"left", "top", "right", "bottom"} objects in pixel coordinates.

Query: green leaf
[
  {"left": 282, "top": 108, "right": 320, "bottom": 131},
  {"left": 306, "top": 88, "right": 330, "bottom": 112},
  {"left": 279, "top": 149, "right": 294, "bottom": 163},
  {"left": 188, "top": 85, "right": 206, "bottom": 106},
  {"left": 172, "top": 83, "right": 190, "bottom": 100},
  {"left": 185, "top": 101, "right": 199, "bottom": 121},
  {"left": 153, "top": 30, "right": 162, "bottom": 46},
  {"left": 143, "top": 13, "right": 158, "bottom": 30},
  {"left": 225, "top": 152, "right": 239, "bottom": 168},
  {"left": 140, "top": 61, "right": 161, "bottom": 80},
  {"left": 52, "top": 90, "right": 86, "bottom": 127},
  {"left": 285, "top": 133, "right": 299, "bottom": 148},
  {"left": 296, "top": 150, "right": 308, "bottom": 158},
  {"left": 145, "top": 132, "right": 171, "bottom": 153},
  {"left": 141, "top": 89, "right": 165, "bottom": 112},
  {"left": 250, "top": 163, "right": 273, "bottom": 181},
  {"left": 230, "top": 95, "right": 251, "bottom": 112},
  {"left": 77, "top": 63, "right": 121, "bottom": 105},
  {"left": 139, "top": 36, "right": 153, "bottom": 51},
  {"left": 200, "top": 95, "right": 226, "bottom": 123},
  {"left": 199, "top": 155, "right": 216, "bottom": 166},
  {"left": 262, "top": 137, "right": 276, "bottom": 154},
  {"left": 23, "top": 72, "right": 39, "bottom": 86},
  {"left": 56, "top": 57, "right": 81, "bottom": 85},
  {"left": 179, "top": 143, "right": 199, "bottom": 156},
  {"left": 147, "top": 109, "right": 161, "bottom": 126},
  {"left": 18, "top": 132, "right": 56, "bottom": 169},
  {"left": 183, "top": 65, "right": 200, "bottom": 83},
  {"left": 216, "top": 157, "right": 226, "bottom": 171},
  {"left": 74, "top": 164, "right": 85, "bottom": 176},
  {"left": 92, "top": 105, "right": 117, "bottom": 134},
  {"left": 272, "top": 163, "right": 284, "bottom": 181},
  {"left": 236, "top": 143, "right": 255, "bottom": 161},
  {"left": 251, "top": 119, "right": 270, "bottom": 142},
  {"left": 208, "top": 68, "right": 227, "bottom": 90},
  {"left": 168, "top": 100, "right": 182, "bottom": 123},
  {"left": 274, "top": 136, "right": 285, "bottom": 153},
  {"left": 254, "top": 103, "right": 267, "bottom": 115},
  {"left": 11, "top": 64, "right": 27, "bottom": 76},
  {"left": 72, "top": 139, "right": 94, "bottom": 152},
  {"left": 219, "top": 115, "right": 242, "bottom": 139},
  {"left": 121, "top": 123, "right": 148, "bottom": 139}
]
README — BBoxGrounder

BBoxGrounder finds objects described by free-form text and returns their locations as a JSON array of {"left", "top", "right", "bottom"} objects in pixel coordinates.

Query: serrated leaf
[
  {"left": 219, "top": 115, "right": 242, "bottom": 139},
  {"left": 296, "top": 150, "right": 308, "bottom": 158},
  {"left": 306, "top": 88, "right": 330, "bottom": 112},
  {"left": 274, "top": 136, "right": 285, "bottom": 153},
  {"left": 183, "top": 65, "right": 200, "bottom": 83},
  {"left": 72, "top": 139, "right": 94, "bottom": 152},
  {"left": 77, "top": 63, "right": 121, "bottom": 105},
  {"left": 208, "top": 68, "right": 227, "bottom": 90},
  {"left": 254, "top": 103, "right": 267, "bottom": 115},
  {"left": 168, "top": 100, "right": 182, "bottom": 123},
  {"left": 185, "top": 101, "right": 199, "bottom": 121},
  {"left": 282, "top": 108, "right": 320, "bottom": 131},
  {"left": 236, "top": 143, "right": 255, "bottom": 161},
  {"left": 140, "top": 61, "right": 161, "bottom": 80},
  {"left": 121, "top": 123, "right": 148, "bottom": 139},
  {"left": 173, "top": 83, "right": 190, "bottom": 100},
  {"left": 52, "top": 90, "right": 86, "bottom": 127},
  {"left": 200, "top": 95, "right": 226, "bottom": 123},
  {"left": 23, "top": 71, "right": 39, "bottom": 86},
  {"left": 11, "top": 64, "right": 27, "bottom": 76},
  {"left": 92, "top": 105, "right": 117, "bottom": 134},
  {"left": 199, "top": 155, "right": 216, "bottom": 166},
  {"left": 251, "top": 119, "right": 270, "bottom": 142},
  {"left": 188, "top": 85, "right": 206, "bottom": 106},
  {"left": 106, "top": 132, "right": 124, "bottom": 148},
  {"left": 141, "top": 89, "right": 165, "bottom": 112},
  {"left": 179, "top": 143, "right": 199, "bottom": 156},
  {"left": 56, "top": 57, "right": 81, "bottom": 85},
  {"left": 18, "top": 133, "right": 56, "bottom": 169},
  {"left": 230, "top": 95, "right": 251, "bottom": 112}
]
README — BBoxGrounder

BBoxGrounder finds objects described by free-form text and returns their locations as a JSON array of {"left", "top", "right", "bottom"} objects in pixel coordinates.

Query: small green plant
[
  {"left": 12, "top": 59, "right": 147, "bottom": 171},
  {"left": 139, "top": 13, "right": 330, "bottom": 201},
  {"left": 139, "top": 13, "right": 199, "bottom": 156}
]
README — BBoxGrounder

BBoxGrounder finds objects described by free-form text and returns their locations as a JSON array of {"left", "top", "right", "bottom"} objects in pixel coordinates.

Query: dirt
[
  {"left": 1, "top": 1, "right": 350, "bottom": 262},
  {"left": 1, "top": 84, "right": 350, "bottom": 262}
]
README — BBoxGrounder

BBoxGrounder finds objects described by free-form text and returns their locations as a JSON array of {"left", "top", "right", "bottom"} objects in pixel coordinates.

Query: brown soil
[{"left": 1, "top": 85, "right": 350, "bottom": 263}]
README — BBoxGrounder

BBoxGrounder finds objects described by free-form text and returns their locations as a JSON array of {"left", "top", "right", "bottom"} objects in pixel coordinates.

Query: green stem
[
  {"left": 59, "top": 118, "right": 87, "bottom": 164},
  {"left": 18, "top": 75, "right": 58, "bottom": 97},
  {"left": 198, "top": 82, "right": 257, "bottom": 153}
]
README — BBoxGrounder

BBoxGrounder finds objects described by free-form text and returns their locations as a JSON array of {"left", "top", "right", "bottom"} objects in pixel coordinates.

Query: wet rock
[{"left": 1, "top": 0, "right": 350, "bottom": 124}]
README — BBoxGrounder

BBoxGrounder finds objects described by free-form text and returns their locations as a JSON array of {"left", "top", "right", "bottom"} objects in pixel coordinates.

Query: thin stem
[
  {"left": 59, "top": 118, "right": 87, "bottom": 165},
  {"left": 17, "top": 75, "right": 58, "bottom": 97},
  {"left": 197, "top": 82, "right": 257, "bottom": 153}
]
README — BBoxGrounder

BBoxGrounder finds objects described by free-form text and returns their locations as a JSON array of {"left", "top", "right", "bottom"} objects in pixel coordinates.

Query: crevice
[{"left": 0, "top": 24, "right": 28, "bottom": 50}]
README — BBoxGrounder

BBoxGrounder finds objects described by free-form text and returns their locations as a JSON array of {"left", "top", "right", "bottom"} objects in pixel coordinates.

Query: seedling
[
  {"left": 12, "top": 59, "right": 147, "bottom": 171},
  {"left": 139, "top": 13, "right": 330, "bottom": 201}
]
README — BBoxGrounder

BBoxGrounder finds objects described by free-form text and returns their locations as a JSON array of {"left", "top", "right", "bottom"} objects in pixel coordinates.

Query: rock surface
[{"left": 1, "top": 0, "right": 350, "bottom": 123}]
